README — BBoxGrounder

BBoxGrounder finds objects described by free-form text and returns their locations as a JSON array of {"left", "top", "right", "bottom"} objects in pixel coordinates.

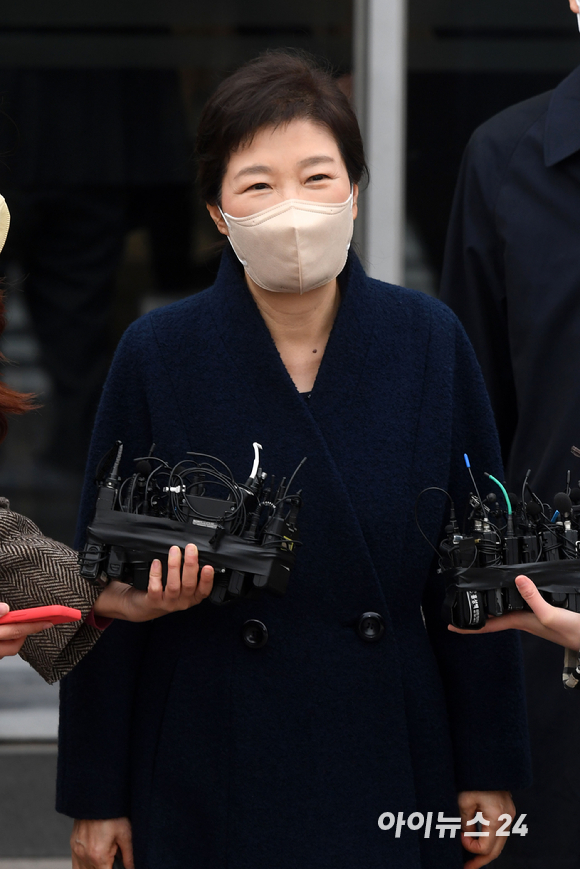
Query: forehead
[{"left": 224, "top": 118, "right": 343, "bottom": 177}]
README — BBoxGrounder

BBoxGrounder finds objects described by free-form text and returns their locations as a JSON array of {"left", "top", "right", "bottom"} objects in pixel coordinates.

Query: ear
[
  {"left": 206, "top": 202, "right": 229, "bottom": 236},
  {"left": 352, "top": 183, "right": 359, "bottom": 221}
]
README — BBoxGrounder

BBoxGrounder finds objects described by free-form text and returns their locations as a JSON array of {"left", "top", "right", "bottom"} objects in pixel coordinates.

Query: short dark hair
[{"left": 195, "top": 50, "right": 367, "bottom": 205}]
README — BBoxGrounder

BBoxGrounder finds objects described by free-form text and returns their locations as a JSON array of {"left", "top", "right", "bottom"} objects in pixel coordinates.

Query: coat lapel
[
  {"left": 205, "top": 246, "right": 378, "bottom": 417},
  {"left": 201, "top": 248, "right": 394, "bottom": 608}
]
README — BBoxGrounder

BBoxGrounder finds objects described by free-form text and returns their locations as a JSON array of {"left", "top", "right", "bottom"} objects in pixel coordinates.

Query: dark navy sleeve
[
  {"left": 57, "top": 320, "right": 155, "bottom": 819},
  {"left": 440, "top": 127, "right": 518, "bottom": 468},
  {"left": 422, "top": 320, "right": 532, "bottom": 792}
]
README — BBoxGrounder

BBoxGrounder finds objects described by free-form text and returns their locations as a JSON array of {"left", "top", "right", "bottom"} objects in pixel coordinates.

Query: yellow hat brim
[{"left": 0, "top": 196, "right": 9, "bottom": 256}]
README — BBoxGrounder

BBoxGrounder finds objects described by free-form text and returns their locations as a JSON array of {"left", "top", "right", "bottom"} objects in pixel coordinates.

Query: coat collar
[
  {"left": 544, "top": 64, "right": 580, "bottom": 167},
  {"left": 199, "top": 245, "right": 393, "bottom": 618},
  {"left": 205, "top": 243, "right": 380, "bottom": 420}
]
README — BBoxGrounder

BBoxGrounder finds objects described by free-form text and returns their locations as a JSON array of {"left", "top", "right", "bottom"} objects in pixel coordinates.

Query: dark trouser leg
[
  {"left": 127, "top": 183, "right": 194, "bottom": 292},
  {"left": 20, "top": 185, "right": 126, "bottom": 474}
]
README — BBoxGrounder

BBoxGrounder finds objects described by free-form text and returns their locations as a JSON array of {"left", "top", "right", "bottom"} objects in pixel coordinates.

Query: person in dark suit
[
  {"left": 57, "top": 52, "right": 530, "bottom": 869},
  {"left": 0, "top": 67, "right": 193, "bottom": 478},
  {"left": 440, "top": 26, "right": 580, "bottom": 503},
  {"left": 440, "top": 4, "right": 580, "bottom": 866}
]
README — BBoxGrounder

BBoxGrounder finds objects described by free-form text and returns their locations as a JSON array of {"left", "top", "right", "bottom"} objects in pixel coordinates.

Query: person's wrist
[
  {"left": 93, "top": 589, "right": 115, "bottom": 619},
  {"left": 93, "top": 582, "right": 130, "bottom": 621},
  {"left": 570, "top": 616, "right": 580, "bottom": 649},
  {"left": 94, "top": 582, "right": 158, "bottom": 622}
]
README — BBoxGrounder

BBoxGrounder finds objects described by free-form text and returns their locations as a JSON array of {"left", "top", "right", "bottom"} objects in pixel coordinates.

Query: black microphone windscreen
[
  {"left": 526, "top": 501, "right": 542, "bottom": 518},
  {"left": 554, "top": 492, "right": 573, "bottom": 515},
  {"left": 508, "top": 492, "right": 519, "bottom": 509},
  {"left": 571, "top": 487, "right": 580, "bottom": 504},
  {"left": 135, "top": 460, "right": 152, "bottom": 477}
]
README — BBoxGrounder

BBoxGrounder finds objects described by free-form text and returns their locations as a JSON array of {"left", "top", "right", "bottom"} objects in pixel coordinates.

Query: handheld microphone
[
  {"left": 570, "top": 487, "right": 580, "bottom": 504},
  {"left": 431, "top": 457, "right": 580, "bottom": 690},
  {"left": 79, "top": 442, "right": 305, "bottom": 604},
  {"left": 134, "top": 460, "right": 152, "bottom": 478},
  {"left": 554, "top": 492, "right": 573, "bottom": 520},
  {"left": 525, "top": 500, "right": 542, "bottom": 522}
]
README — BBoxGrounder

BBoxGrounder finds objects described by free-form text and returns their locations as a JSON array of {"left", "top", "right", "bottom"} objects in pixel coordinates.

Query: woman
[
  {"left": 0, "top": 194, "right": 214, "bottom": 680},
  {"left": 57, "top": 52, "right": 531, "bottom": 869}
]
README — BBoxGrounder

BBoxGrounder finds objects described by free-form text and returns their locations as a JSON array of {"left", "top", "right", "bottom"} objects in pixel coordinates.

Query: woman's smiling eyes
[{"left": 243, "top": 173, "right": 333, "bottom": 193}]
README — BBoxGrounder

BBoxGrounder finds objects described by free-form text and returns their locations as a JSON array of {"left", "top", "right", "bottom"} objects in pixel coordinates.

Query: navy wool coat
[{"left": 57, "top": 249, "right": 530, "bottom": 869}]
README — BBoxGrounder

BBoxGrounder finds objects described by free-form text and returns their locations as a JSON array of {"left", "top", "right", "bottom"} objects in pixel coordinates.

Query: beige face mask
[
  {"left": 220, "top": 190, "right": 354, "bottom": 294},
  {"left": 0, "top": 196, "right": 9, "bottom": 256}
]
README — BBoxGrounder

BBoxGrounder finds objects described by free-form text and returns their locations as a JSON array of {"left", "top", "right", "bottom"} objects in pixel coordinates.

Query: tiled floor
[
  {"left": 0, "top": 656, "right": 59, "bottom": 741},
  {"left": 0, "top": 862, "right": 71, "bottom": 868},
  {"left": 0, "top": 659, "right": 67, "bottom": 859},
  {"left": 0, "top": 746, "right": 71, "bottom": 858}
]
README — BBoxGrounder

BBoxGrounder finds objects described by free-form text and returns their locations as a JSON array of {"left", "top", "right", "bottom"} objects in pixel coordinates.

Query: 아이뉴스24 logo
[{"left": 378, "top": 811, "right": 528, "bottom": 839}]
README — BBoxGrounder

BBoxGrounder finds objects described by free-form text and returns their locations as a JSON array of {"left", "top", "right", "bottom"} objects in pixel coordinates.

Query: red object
[
  {"left": 86, "top": 607, "right": 113, "bottom": 631},
  {"left": 0, "top": 605, "right": 82, "bottom": 625},
  {"left": 0, "top": 291, "right": 37, "bottom": 444}
]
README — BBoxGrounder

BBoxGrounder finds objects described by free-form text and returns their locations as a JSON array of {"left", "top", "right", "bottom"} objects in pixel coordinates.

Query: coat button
[
  {"left": 356, "top": 612, "right": 385, "bottom": 642},
  {"left": 242, "top": 619, "right": 268, "bottom": 648}
]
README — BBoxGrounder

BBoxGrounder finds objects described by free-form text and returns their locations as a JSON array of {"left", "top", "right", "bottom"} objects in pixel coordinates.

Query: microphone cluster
[
  {"left": 79, "top": 441, "right": 303, "bottom": 605},
  {"left": 427, "top": 459, "right": 580, "bottom": 630}
]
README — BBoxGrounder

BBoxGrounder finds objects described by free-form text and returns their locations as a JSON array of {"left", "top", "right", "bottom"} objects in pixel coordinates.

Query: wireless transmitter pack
[
  {"left": 79, "top": 441, "right": 304, "bottom": 605},
  {"left": 416, "top": 455, "right": 580, "bottom": 632}
]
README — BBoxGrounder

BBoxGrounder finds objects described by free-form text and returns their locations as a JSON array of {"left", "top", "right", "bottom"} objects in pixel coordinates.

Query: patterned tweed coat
[{"left": 0, "top": 498, "right": 100, "bottom": 683}]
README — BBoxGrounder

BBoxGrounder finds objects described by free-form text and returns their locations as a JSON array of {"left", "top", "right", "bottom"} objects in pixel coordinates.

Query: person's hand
[
  {"left": 0, "top": 603, "right": 53, "bottom": 659},
  {"left": 71, "top": 817, "right": 133, "bottom": 869},
  {"left": 448, "top": 574, "right": 580, "bottom": 650},
  {"left": 93, "top": 544, "right": 214, "bottom": 622},
  {"left": 570, "top": 1, "right": 579, "bottom": 16},
  {"left": 458, "top": 790, "right": 515, "bottom": 868}
]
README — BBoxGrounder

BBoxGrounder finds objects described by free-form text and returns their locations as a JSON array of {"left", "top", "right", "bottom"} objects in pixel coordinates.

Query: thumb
[
  {"left": 116, "top": 828, "right": 134, "bottom": 869},
  {"left": 515, "top": 575, "right": 553, "bottom": 621},
  {"left": 0, "top": 602, "right": 9, "bottom": 617},
  {"left": 118, "top": 842, "right": 134, "bottom": 869}
]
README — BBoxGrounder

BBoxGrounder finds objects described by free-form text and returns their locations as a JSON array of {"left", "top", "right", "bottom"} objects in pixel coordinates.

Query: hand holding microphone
[
  {"left": 93, "top": 543, "right": 214, "bottom": 622},
  {"left": 449, "top": 574, "right": 580, "bottom": 649},
  {"left": 0, "top": 544, "right": 214, "bottom": 661}
]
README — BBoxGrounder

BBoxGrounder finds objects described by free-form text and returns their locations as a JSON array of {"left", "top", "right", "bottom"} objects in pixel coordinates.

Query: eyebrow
[
  {"left": 233, "top": 164, "right": 272, "bottom": 181},
  {"left": 297, "top": 155, "right": 336, "bottom": 168},
  {"left": 233, "top": 155, "right": 336, "bottom": 181}
]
